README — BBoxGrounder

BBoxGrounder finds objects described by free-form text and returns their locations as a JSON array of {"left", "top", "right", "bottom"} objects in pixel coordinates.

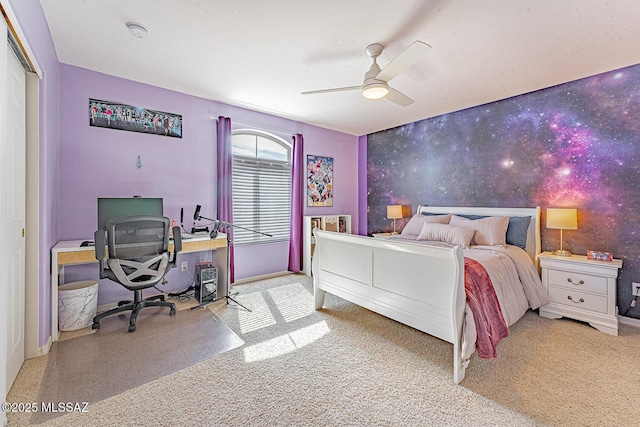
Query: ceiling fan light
[{"left": 362, "top": 82, "right": 389, "bottom": 99}]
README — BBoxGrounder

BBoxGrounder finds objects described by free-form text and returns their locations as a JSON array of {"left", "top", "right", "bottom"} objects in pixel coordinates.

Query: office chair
[{"left": 92, "top": 215, "right": 182, "bottom": 332}]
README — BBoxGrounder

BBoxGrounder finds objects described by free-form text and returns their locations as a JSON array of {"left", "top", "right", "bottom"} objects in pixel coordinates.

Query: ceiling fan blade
[
  {"left": 301, "top": 85, "right": 361, "bottom": 95},
  {"left": 376, "top": 40, "right": 431, "bottom": 83},
  {"left": 385, "top": 87, "right": 414, "bottom": 107}
]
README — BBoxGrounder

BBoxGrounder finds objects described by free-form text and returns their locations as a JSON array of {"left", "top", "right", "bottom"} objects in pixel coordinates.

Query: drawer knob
[
  {"left": 567, "top": 295, "right": 585, "bottom": 304},
  {"left": 567, "top": 278, "right": 585, "bottom": 285}
]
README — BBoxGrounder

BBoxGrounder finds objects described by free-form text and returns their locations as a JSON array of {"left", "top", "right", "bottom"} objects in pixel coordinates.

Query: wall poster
[
  {"left": 307, "top": 154, "right": 333, "bottom": 207},
  {"left": 89, "top": 98, "right": 183, "bottom": 138}
]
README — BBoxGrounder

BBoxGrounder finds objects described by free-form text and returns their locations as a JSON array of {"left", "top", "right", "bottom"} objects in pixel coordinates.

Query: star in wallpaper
[{"left": 368, "top": 63, "right": 640, "bottom": 314}]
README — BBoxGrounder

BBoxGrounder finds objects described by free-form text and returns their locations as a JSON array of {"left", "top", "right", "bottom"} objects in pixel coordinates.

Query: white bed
[{"left": 312, "top": 206, "right": 549, "bottom": 384}]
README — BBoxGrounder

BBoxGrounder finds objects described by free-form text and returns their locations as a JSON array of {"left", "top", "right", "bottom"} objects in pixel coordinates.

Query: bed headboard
[{"left": 415, "top": 206, "right": 541, "bottom": 265}]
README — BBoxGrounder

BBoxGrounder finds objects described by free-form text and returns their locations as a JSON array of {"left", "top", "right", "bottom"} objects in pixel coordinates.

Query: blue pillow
[
  {"left": 505, "top": 216, "right": 531, "bottom": 249},
  {"left": 454, "top": 214, "right": 486, "bottom": 220},
  {"left": 421, "top": 212, "right": 531, "bottom": 249},
  {"left": 420, "top": 212, "right": 451, "bottom": 217}
]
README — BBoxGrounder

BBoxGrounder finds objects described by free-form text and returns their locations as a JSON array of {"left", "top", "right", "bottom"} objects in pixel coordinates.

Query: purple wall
[
  {"left": 58, "top": 65, "right": 359, "bottom": 302},
  {"left": 59, "top": 65, "right": 217, "bottom": 240}
]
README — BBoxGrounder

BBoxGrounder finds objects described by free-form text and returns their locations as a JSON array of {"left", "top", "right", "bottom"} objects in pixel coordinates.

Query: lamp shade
[
  {"left": 387, "top": 205, "right": 403, "bottom": 220},
  {"left": 546, "top": 208, "right": 577, "bottom": 230}
]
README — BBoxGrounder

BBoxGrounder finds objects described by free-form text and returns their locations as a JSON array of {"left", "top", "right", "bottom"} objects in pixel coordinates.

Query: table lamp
[
  {"left": 546, "top": 208, "right": 577, "bottom": 256},
  {"left": 387, "top": 205, "right": 403, "bottom": 235}
]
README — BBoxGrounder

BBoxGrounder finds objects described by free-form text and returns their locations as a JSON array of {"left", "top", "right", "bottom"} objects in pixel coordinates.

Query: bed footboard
[{"left": 312, "top": 230, "right": 469, "bottom": 383}]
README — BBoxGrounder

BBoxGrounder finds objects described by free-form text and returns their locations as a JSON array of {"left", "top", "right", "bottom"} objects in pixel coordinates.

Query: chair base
[{"left": 92, "top": 291, "right": 176, "bottom": 332}]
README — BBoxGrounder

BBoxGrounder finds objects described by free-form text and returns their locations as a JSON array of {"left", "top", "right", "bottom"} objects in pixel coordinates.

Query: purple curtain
[
  {"left": 288, "top": 133, "right": 304, "bottom": 272},
  {"left": 217, "top": 116, "right": 234, "bottom": 283}
]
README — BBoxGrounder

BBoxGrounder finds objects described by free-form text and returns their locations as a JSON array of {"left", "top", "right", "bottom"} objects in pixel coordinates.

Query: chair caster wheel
[
  {"left": 128, "top": 324, "right": 136, "bottom": 332},
  {"left": 92, "top": 323, "right": 100, "bottom": 330},
  {"left": 170, "top": 308, "right": 176, "bottom": 316}
]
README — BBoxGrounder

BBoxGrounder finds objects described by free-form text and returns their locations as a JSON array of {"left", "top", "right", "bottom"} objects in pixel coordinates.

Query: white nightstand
[{"left": 538, "top": 252, "right": 622, "bottom": 335}]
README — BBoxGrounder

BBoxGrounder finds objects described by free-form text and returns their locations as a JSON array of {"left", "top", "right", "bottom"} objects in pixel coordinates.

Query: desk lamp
[
  {"left": 387, "top": 205, "right": 403, "bottom": 235},
  {"left": 546, "top": 208, "right": 577, "bottom": 256}
]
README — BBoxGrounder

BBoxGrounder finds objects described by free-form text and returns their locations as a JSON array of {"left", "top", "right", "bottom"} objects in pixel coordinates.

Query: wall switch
[
  {"left": 632, "top": 282, "right": 640, "bottom": 297},
  {"left": 181, "top": 261, "right": 188, "bottom": 272}
]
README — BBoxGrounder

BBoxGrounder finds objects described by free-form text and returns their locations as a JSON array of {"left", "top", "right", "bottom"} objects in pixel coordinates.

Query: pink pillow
[
  {"left": 448, "top": 215, "right": 510, "bottom": 246},
  {"left": 417, "top": 223, "right": 475, "bottom": 248},
  {"left": 400, "top": 214, "right": 451, "bottom": 236}
]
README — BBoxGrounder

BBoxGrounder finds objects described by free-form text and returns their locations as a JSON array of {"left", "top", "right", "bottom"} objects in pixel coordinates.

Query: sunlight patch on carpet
[
  {"left": 238, "top": 282, "right": 314, "bottom": 333},
  {"left": 266, "top": 282, "right": 314, "bottom": 322},
  {"left": 243, "top": 320, "right": 330, "bottom": 363},
  {"left": 238, "top": 291, "right": 277, "bottom": 333}
]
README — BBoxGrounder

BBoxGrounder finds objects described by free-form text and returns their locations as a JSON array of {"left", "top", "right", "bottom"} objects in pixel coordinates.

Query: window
[{"left": 231, "top": 130, "right": 292, "bottom": 245}]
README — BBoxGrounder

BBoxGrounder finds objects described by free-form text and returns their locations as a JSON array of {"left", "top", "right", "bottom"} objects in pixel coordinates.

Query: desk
[{"left": 51, "top": 234, "right": 228, "bottom": 342}]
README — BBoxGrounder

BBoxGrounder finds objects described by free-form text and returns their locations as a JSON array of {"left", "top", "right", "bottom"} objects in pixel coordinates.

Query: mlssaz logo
[{"left": 40, "top": 402, "right": 89, "bottom": 413}]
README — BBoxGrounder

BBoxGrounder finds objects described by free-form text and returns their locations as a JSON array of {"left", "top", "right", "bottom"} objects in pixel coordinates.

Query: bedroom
[{"left": 3, "top": 0, "right": 640, "bottom": 425}]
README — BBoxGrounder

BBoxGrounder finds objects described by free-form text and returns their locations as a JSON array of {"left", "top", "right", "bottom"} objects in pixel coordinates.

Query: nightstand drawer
[
  {"left": 548, "top": 286, "right": 608, "bottom": 314},
  {"left": 547, "top": 268, "right": 608, "bottom": 295}
]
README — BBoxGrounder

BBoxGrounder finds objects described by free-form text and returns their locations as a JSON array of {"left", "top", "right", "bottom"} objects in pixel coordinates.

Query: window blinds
[{"left": 232, "top": 156, "right": 291, "bottom": 245}]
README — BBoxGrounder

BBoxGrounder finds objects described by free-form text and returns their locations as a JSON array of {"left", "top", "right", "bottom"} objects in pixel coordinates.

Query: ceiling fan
[{"left": 301, "top": 40, "right": 431, "bottom": 106}]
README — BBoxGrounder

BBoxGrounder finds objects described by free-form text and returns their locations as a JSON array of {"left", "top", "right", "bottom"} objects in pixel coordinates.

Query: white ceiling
[{"left": 40, "top": 0, "right": 640, "bottom": 136}]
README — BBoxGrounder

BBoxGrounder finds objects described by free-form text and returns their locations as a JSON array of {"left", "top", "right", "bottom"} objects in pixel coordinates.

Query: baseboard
[
  {"left": 27, "top": 335, "right": 52, "bottom": 358},
  {"left": 233, "top": 271, "right": 293, "bottom": 285},
  {"left": 619, "top": 315, "right": 640, "bottom": 328}
]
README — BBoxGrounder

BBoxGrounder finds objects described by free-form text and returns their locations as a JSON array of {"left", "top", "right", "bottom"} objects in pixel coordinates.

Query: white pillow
[
  {"left": 400, "top": 214, "right": 451, "bottom": 236},
  {"left": 416, "top": 223, "right": 475, "bottom": 248},
  {"left": 448, "top": 215, "right": 510, "bottom": 246}
]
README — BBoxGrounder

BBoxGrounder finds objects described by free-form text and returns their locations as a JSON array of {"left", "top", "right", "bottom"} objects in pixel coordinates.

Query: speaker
[{"left": 195, "top": 262, "right": 217, "bottom": 304}]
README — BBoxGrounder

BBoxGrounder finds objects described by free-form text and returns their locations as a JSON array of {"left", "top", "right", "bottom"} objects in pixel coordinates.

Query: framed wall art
[
  {"left": 307, "top": 154, "right": 333, "bottom": 207},
  {"left": 89, "top": 98, "right": 183, "bottom": 138}
]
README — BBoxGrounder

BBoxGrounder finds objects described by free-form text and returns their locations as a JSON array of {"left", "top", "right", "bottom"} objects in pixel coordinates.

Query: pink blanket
[{"left": 464, "top": 257, "right": 509, "bottom": 359}]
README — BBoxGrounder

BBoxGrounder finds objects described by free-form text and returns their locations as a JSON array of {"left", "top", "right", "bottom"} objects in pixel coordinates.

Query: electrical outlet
[
  {"left": 181, "top": 261, "right": 188, "bottom": 272},
  {"left": 633, "top": 282, "right": 640, "bottom": 297}
]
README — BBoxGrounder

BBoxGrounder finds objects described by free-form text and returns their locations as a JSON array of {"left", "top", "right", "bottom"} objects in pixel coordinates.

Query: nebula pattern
[{"left": 368, "top": 64, "right": 640, "bottom": 312}]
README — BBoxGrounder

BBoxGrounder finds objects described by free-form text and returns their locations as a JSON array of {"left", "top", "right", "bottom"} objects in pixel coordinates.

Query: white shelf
[{"left": 303, "top": 214, "right": 351, "bottom": 276}]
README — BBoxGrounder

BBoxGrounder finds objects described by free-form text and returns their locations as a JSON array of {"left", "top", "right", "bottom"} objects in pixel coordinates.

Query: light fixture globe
[{"left": 362, "top": 81, "right": 389, "bottom": 99}]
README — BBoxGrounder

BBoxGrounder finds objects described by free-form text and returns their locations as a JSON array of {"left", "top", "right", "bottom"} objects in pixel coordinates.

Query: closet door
[{"left": 1, "top": 24, "right": 27, "bottom": 391}]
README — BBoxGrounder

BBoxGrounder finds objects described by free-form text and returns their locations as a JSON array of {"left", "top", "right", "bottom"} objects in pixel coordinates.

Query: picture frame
[
  {"left": 307, "top": 155, "right": 333, "bottom": 207},
  {"left": 89, "top": 98, "right": 182, "bottom": 138}
]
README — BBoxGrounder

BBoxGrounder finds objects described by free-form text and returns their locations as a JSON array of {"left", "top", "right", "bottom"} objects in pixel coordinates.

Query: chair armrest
[
  {"left": 172, "top": 226, "right": 182, "bottom": 254},
  {"left": 94, "top": 230, "right": 106, "bottom": 260},
  {"left": 168, "top": 226, "right": 182, "bottom": 268},
  {"left": 94, "top": 230, "right": 107, "bottom": 278}
]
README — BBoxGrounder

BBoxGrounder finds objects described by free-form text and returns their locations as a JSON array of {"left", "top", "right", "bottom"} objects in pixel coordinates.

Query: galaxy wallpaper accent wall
[{"left": 368, "top": 63, "right": 640, "bottom": 318}]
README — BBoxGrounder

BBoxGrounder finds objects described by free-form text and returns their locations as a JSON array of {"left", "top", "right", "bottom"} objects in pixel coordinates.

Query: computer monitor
[{"left": 97, "top": 197, "right": 163, "bottom": 230}]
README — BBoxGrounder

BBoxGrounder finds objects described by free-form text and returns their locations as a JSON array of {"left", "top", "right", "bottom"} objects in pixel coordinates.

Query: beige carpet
[
  {"left": 8, "top": 273, "right": 640, "bottom": 426},
  {"left": 31, "top": 306, "right": 243, "bottom": 424}
]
